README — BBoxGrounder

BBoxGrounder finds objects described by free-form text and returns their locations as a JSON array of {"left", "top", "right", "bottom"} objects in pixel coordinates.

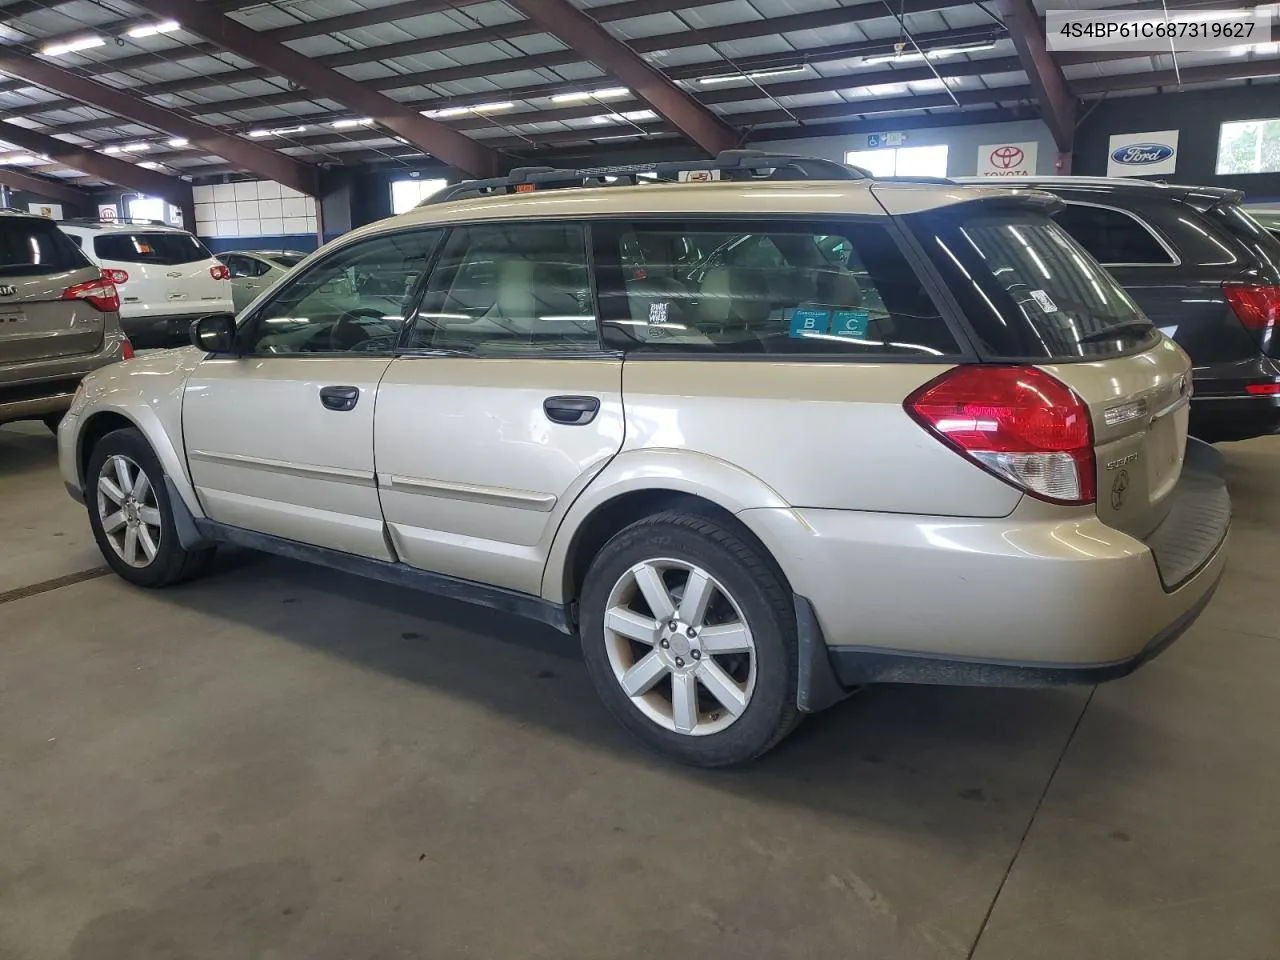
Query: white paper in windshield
[{"left": 1030, "top": 289, "right": 1059, "bottom": 313}]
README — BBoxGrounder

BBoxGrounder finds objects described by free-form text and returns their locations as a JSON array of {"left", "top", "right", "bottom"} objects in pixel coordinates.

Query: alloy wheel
[
  {"left": 96, "top": 454, "right": 162, "bottom": 568},
  {"left": 602, "top": 558, "right": 757, "bottom": 736}
]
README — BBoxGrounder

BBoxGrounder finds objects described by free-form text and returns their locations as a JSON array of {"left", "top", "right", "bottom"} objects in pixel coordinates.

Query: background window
[
  {"left": 1216, "top": 118, "right": 1280, "bottom": 175},
  {"left": 390, "top": 178, "right": 448, "bottom": 214},
  {"left": 1052, "top": 205, "right": 1174, "bottom": 265},
  {"left": 845, "top": 144, "right": 949, "bottom": 177},
  {"left": 247, "top": 229, "right": 441, "bottom": 355},
  {"left": 407, "top": 223, "right": 598, "bottom": 355},
  {"left": 595, "top": 220, "right": 959, "bottom": 357}
]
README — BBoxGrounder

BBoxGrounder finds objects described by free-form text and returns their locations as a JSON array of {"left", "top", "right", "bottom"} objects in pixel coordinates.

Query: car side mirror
[{"left": 190, "top": 313, "right": 238, "bottom": 354}]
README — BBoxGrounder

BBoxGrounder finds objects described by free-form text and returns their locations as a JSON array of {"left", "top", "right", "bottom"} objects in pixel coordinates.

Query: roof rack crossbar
[{"left": 423, "top": 149, "right": 868, "bottom": 206}]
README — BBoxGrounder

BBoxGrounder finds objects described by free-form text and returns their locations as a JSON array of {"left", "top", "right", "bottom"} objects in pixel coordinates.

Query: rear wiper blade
[{"left": 1078, "top": 321, "right": 1155, "bottom": 345}]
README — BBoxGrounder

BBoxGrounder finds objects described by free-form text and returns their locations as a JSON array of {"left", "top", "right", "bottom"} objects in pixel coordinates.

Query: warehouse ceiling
[{"left": 0, "top": 0, "right": 1276, "bottom": 189}]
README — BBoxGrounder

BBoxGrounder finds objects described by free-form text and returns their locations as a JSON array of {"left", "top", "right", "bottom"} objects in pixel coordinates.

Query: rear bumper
[
  {"left": 122, "top": 307, "right": 233, "bottom": 349},
  {"left": 0, "top": 333, "right": 128, "bottom": 426},
  {"left": 1189, "top": 393, "right": 1280, "bottom": 442},
  {"left": 743, "top": 440, "right": 1231, "bottom": 707}
]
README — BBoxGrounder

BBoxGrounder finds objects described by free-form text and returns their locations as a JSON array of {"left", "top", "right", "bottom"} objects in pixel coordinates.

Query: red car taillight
[
  {"left": 120, "top": 338, "right": 135, "bottom": 360},
  {"left": 102, "top": 268, "right": 129, "bottom": 284},
  {"left": 210, "top": 263, "right": 230, "bottom": 281},
  {"left": 1223, "top": 283, "right": 1280, "bottom": 330},
  {"left": 62, "top": 277, "right": 120, "bottom": 314},
  {"left": 905, "top": 365, "right": 1096, "bottom": 505}
]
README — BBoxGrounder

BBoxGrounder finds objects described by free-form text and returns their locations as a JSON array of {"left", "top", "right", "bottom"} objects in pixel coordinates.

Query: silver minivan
[{"left": 0, "top": 211, "right": 131, "bottom": 429}]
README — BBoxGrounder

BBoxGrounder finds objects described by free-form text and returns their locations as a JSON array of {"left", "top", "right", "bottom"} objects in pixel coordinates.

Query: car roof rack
[
  {"left": 423, "top": 149, "right": 870, "bottom": 206},
  {"left": 60, "top": 216, "right": 170, "bottom": 227}
]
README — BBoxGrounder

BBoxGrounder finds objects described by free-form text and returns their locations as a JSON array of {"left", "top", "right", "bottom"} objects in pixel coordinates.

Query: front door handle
[
  {"left": 543, "top": 395, "right": 600, "bottom": 425},
  {"left": 319, "top": 385, "right": 360, "bottom": 412}
]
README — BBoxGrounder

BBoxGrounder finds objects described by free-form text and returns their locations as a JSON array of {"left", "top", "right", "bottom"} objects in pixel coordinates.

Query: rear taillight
[
  {"left": 210, "top": 263, "right": 230, "bottom": 281},
  {"left": 905, "top": 366, "right": 1096, "bottom": 505},
  {"left": 102, "top": 268, "right": 129, "bottom": 285},
  {"left": 62, "top": 277, "right": 120, "bottom": 314},
  {"left": 1223, "top": 283, "right": 1280, "bottom": 331},
  {"left": 1246, "top": 382, "right": 1280, "bottom": 395},
  {"left": 120, "top": 338, "right": 134, "bottom": 360}
]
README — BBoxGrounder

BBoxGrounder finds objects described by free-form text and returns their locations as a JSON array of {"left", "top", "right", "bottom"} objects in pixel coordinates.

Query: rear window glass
[
  {"left": 1206, "top": 204, "right": 1280, "bottom": 275},
  {"left": 917, "top": 209, "right": 1157, "bottom": 359},
  {"left": 268, "top": 253, "right": 304, "bottom": 267},
  {"left": 0, "top": 219, "right": 90, "bottom": 276},
  {"left": 593, "top": 219, "right": 961, "bottom": 357},
  {"left": 1052, "top": 204, "right": 1175, "bottom": 265},
  {"left": 94, "top": 232, "right": 213, "bottom": 265}
]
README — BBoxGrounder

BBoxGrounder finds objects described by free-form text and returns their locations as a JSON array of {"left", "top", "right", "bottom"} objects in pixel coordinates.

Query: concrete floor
[{"left": 1, "top": 422, "right": 1278, "bottom": 960}]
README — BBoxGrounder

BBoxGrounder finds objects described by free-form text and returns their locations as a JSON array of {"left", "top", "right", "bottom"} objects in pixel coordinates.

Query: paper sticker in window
[
  {"left": 832, "top": 309, "right": 871, "bottom": 338},
  {"left": 789, "top": 307, "right": 830, "bottom": 338},
  {"left": 1030, "top": 289, "right": 1058, "bottom": 313},
  {"left": 648, "top": 301, "right": 671, "bottom": 325}
]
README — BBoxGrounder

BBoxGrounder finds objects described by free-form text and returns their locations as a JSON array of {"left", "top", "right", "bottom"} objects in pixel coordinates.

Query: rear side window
[
  {"left": 593, "top": 219, "right": 960, "bottom": 357},
  {"left": 268, "top": 253, "right": 305, "bottom": 268},
  {"left": 1052, "top": 204, "right": 1175, "bottom": 265},
  {"left": 918, "top": 208, "right": 1157, "bottom": 359},
  {"left": 94, "top": 232, "right": 213, "bottom": 265},
  {"left": 0, "top": 219, "right": 90, "bottom": 276}
]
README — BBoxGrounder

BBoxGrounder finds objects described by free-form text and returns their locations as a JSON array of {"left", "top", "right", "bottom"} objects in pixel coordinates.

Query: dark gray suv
[
  {"left": 960, "top": 177, "right": 1280, "bottom": 443},
  {"left": 0, "top": 211, "right": 132, "bottom": 429}
]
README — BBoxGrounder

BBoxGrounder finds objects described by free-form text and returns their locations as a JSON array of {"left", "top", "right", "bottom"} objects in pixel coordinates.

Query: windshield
[
  {"left": 916, "top": 208, "right": 1157, "bottom": 359},
  {"left": 94, "top": 231, "right": 213, "bottom": 265},
  {"left": 0, "top": 219, "right": 90, "bottom": 277}
]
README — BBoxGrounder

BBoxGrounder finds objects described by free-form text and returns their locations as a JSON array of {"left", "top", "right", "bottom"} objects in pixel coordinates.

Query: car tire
[
  {"left": 86, "top": 427, "right": 215, "bottom": 588},
  {"left": 579, "top": 510, "right": 800, "bottom": 767}
]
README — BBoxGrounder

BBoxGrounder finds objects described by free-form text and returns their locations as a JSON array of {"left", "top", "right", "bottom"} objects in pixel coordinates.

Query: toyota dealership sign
[{"left": 977, "top": 141, "right": 1038, "bottom": 177}]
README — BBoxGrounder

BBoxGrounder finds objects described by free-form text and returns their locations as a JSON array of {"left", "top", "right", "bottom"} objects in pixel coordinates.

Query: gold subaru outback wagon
[{"left": 58, "top": 153, "right": 1229, "bottom": 765}]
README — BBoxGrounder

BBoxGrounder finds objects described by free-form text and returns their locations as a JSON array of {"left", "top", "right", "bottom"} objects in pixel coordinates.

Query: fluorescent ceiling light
[
  {"left": 125, "top": 20, "right": 180, "bottom": 39},
  {"left": 41, "top": 36, "right": 105, "bottom": 56},
  {"left": 138, "top": 161, "right": 160, "bottom": 169},
  {"left": 122, "top": 142, "right": 150, "bottom": 152},
  {"left": 270, "top": 125, "right": 308, "bottom": 135},
  {"left": 0, "top": 153, "right": 44, "bottom": 165},
  {"left": 331, "top": 118, "right": 373, "bottom": 128},
  {"left": 591, "top": 109, "right": 657, "bottom": 125},
  {"left": 424, "top": 101, "right": 514, "bottom": 119},
  {"left": 167, "top": 138, "right": 189, "bottom": 147},
  {"left": 552, "top": 86, "right": 629, "bottom": 102},
  {"left": 102, "top": 145, "right": 123, "bottom": 153},
  {"left": 862, "top": 41, "right": 996, "bottom": 65},
  {"left": 698, "top": 67, "right": 806, "bottom": 85},
  {"left": 248, "top": 129, "right": 270, "bottom": 137}
]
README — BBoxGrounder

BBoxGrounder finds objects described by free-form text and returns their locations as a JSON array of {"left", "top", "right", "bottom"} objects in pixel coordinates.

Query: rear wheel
[
  {"left": 86, "top": 427, "right": 214, "bottom": 587},
  {"left": 579, "top": 511, "right": 800, "bottom": 766}
]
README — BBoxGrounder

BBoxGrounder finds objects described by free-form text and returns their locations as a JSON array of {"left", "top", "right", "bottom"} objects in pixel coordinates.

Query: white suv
[{"left": 59, "top": 221, "right": 233, "bottom": 349}]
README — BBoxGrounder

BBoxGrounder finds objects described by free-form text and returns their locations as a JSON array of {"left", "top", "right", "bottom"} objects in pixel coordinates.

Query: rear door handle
[
  {"left": 543, "top": 395, "right": 600, "bottom": 425},
  {"left": 319, "top": 385, "right": 360, "bottom": 412}
]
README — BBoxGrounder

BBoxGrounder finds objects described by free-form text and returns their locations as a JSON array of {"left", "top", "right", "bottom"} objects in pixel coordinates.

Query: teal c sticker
[
  {"left": 789, "top": 307, "right": 830, "bottom": 338},
  {"left": 832, "top": 309, "right": 871, "bottom": 338}
]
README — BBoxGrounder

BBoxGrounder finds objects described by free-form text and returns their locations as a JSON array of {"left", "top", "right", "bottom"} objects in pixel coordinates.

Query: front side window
[
  {"left": 918, "top": 208, "right": 1157, "bottom": 359},
  {"left": 405, "top": 222, "right": 598, "bottom": 355},
  {"left": 593, "top": 219, "right": 960, "bottom": 357},
  {"left": 1052, "top": 204, "right": 1174, "bottom": 265},
  {"left": 94, "top": 231, "right": 212, "bottom": 265},
  {"left": 244, "top": 228, "right": 441, "bottom": 355}
]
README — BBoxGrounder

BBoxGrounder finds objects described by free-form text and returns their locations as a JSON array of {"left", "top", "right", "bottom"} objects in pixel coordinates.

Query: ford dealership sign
[
  {"left": 1112, "top": 143, "right": 1175, "bottom": 166},
  {"left": 1107, "top": 130, "right": 1179, "bottom": 177}
]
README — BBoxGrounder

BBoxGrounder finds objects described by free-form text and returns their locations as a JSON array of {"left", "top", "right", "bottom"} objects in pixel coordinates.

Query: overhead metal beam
[
  {"left": 0, "top": 123, "right": 192, "bottom": 207},
  {"left": 1074, "top": 58, "right": 1280, "bottom": 93},
  {"left": 0, "top": 51, "right": 318, "bottom": 196},
  {"left": 997, "top": 0, "right": 1075, "bottom": 155},
  {"left": 133, "top": 0, "right": 500, "bottom": 177},
  {"left": 0, "top": 166, "right": 89, "bottom": 205}
]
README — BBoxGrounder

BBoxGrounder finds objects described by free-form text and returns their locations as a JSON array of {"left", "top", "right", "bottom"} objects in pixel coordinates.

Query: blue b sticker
[
  {"left": 832, "top": 309, "right": 871, "bottom": 338},
  {"left": 789, "top": 307, "right": 830, "bottom": 338}
]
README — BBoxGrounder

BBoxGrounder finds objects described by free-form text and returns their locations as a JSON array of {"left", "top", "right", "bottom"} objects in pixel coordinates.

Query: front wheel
[
  {"left": 579, "top": 511, "right": 800, "bottom": 766},
  {"left": 86, "top": 427, "right": 214, "bottom": 587}
]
